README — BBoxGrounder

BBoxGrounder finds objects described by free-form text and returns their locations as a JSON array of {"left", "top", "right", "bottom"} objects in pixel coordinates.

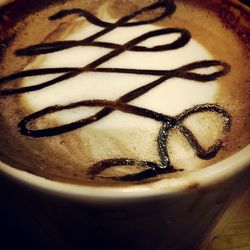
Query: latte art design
[{"left": 0, "top": 0, "right": 232, "bottom": 181}]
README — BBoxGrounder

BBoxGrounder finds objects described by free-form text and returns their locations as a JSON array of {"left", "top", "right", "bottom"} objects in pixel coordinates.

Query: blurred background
[{"left": 241, "top": 0, "right": 250, "bottom": 5}]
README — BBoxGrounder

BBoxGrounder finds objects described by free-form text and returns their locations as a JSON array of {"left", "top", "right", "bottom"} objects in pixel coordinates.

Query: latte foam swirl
[{"left": 0, "top": 0, "right": 232, "bottom": 181}]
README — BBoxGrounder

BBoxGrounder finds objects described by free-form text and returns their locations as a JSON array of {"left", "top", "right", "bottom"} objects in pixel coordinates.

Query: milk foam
[
  {"left": 22, "top": 21, "right": 217, "bottom": 127},
  {"left": 19, "top": 19, "right": 222, "bottom": 170}
]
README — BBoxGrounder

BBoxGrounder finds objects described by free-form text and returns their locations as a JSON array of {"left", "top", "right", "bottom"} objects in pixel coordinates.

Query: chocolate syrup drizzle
[{"left": 0, "top": 0, "right": 232, "bottom": 182}]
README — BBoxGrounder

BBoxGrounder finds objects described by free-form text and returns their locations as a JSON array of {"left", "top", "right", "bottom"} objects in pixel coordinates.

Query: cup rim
[{"left": 0, "top": 145, "right": 249, "bottom": 202}]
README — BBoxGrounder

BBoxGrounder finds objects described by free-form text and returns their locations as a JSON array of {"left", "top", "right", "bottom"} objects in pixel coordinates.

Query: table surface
[{"left": 203, "top": 186, "right": 250, "bottom": 250}]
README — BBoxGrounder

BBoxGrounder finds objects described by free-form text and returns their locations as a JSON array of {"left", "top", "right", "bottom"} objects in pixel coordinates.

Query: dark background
[{"left": 241, "top": 0, "right": 250, "bottom": 5}]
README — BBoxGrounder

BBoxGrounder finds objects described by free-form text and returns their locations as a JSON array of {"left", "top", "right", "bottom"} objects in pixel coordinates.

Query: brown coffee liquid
[{"left": 0, "top": 0, "right": 249, "bottom": 186}]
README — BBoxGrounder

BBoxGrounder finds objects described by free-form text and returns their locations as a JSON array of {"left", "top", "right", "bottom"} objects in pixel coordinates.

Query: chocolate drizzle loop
[{"left": 0, "top": 0, "right": 232, "bottom": 182}]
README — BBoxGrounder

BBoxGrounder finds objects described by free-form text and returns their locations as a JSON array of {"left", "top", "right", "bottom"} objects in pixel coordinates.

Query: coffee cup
[{"left": 0, "top": 0, "right": 249, "bottom": 249}]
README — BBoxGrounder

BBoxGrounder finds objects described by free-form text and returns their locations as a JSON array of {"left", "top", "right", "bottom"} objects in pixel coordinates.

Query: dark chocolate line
[
  {"left": 158, "top": 122, "right": 172, "bottom": 166},
  {"left": 87, "top": 158, "right": 178, "bottom": 182},
  {"left": 106, "top": 166, "right": 178, "bottom": 182},
  {"left": 175, "top": 103, "right": 232, "bottom": 130},
  {"left": 16, "top": 29, "right": 190, "bottom": 56},
  {"left": 0, "top": 59, "right": 227, "bottom": 96},
  {"left": 18, "top": 100, "right": 175, "bottom": 137},
  {"left": 178, "top": 125, "right": 223, "bottom": 160}
]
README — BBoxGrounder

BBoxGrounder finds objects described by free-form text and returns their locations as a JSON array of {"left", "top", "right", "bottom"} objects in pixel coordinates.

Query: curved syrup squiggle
[{"left": 0, "top": 0, "right": 231, "bottom": 181}]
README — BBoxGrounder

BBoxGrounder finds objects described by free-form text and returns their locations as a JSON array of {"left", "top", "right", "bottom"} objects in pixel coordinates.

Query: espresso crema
[{"left": 0, "top": 0, "right": 249, "bottom": 186}]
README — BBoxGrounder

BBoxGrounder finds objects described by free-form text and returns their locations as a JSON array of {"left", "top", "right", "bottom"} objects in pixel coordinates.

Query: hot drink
[{"left": 0, "top": 0, "right": 249, "bottom": 186}]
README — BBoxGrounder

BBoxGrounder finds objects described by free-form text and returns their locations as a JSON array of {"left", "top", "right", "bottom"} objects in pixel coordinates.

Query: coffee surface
[{"left": 0, "top": 0, "right": 249, "bottom": 186}]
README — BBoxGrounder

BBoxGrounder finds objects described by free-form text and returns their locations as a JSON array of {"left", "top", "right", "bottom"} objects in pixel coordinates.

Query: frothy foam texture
[
  {"left": 0, "top": 0, "right": 249, "bottom": 186},
  {"left": 23, "top": 22, "right": 217, "bottom": 127}
]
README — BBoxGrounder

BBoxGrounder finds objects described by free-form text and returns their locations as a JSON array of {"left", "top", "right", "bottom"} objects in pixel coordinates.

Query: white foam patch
[{"left": 21, "top": 19, "right": 219, "bottom": 165}]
